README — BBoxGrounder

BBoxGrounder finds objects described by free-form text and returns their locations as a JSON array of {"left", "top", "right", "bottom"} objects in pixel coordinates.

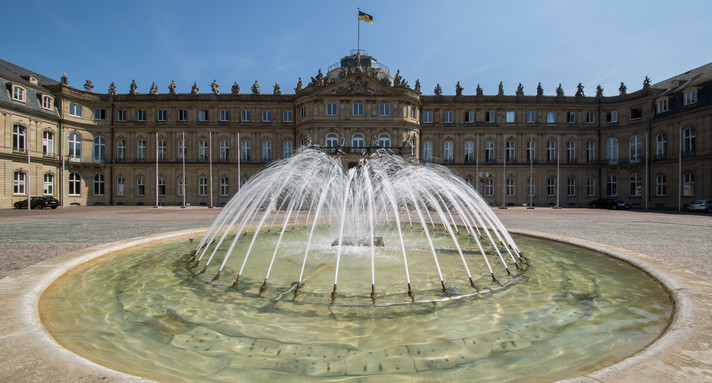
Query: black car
[
  {"left": 13, "top": 196, "right": 59, "bottom": 209},
  {"left": 588, "top": 198, "right": 631, "bottom": 210}
]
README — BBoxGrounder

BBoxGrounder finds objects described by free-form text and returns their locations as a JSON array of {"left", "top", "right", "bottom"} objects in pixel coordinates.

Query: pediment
[{"left": 307, "top": 73, "right": 394, "bottom": 97}]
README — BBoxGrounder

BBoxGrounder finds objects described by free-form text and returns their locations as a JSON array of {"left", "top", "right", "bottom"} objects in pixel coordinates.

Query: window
[
  {"left": 485, "top": 141, "right": 495, "bottom": 163},
  {"left": 684, "top": 89, "right": 697, "bottom": 105},
  {"left": 411, "top": 107, "right": 417, "bottom": 119},
  {"left": 136, "top": 176, "right": 145, "bottom": 196},
  {"left": 683, "top": 173, "right": 695, "bottom": 196},
  {"left": 198, "top": 177, "right": 208, "bottom": 196},
  {"left": 69, "top": 172, "right": 81, "bottom": 196},
  {"left": 93, "top": 136, "right": 105, "bottom": 163},
  {"left": 485, "top": 111, "right": 495, "bottom": 123},
  {"left": 629, "top": 135, "right": 642, "bottom": 163},
  {"left": 117, "top": 110, "right": 126, "bottom": 122},
  {"left": 586, "top": 112, "right": 595, "bottom": 124},
  {"left": 423, "top": 141, "right": 433, "bottom": 163},
  {"left": 326, "top": 103, "right": 338, "bottom": 116},
  {"left": 566, "top": 112, "right": 575, "bottom": 123},
  {"left": 423, "top": 111, "right": 433, "bottom": 124},
  {"left": 178, "top": 109, "right": 188, "bottom": 121},
  {"left": 177, "top": 176, "right": 184, "bottom": 197},
  {"left": 116, "top": 177, "right": 125, "bottom": 196},
  {"left": 629, "top": 108, "right": 642, "bottom": 120},
  {"left": 136, "top": 139, "right": 145, "bottom": 162},
  {"left": 379, "top": 103, "right": 390, "bottom": 116},
  {"left": 465, "top": 111, "right": 474, "bottom": 124},
  {"left": 527, "top": 178, "right": 535, "bottom": 197},
  {"left": 157, "top": 177, "right": 165, "bottom": 196},
  {"left": 93, "top": 174, "right": 105, "bottom": 196},
  {"left": 43, "top": 173, "right": 54, "bottom": 195},
  {"left": 94, "top": 108, "right": 106, "bottom": 120},
  {"left": 566, "top": 141, "right": 575, "bottom": 163},
  {"left": 526, "top": 141, "right": 535, "bottom": 163},
  {"left": 586, "top": 177, "right": 595, "bottom": 196},
  {"left": 506, "top": 178, "right": 515, "bottom": 197},
  {"left": 444, "top": 111, "right": 454, "bottom": 124},
  {"left": 606, "top": 174, "right": 618, "bottom": 196},
  {"left": 219, "top": 140, "right": 229, "bottom": 162},
  {"left": 300, "top": 107, "right": 305, "bottom": 119},
  {"left": 505, "top": 141, "right": 515, "bottom": 163},
  {"left": 443, "top": 141, "right": 453, "bottom": 163},
  {"left": 683, "top": 128, "right": 696, "bottom": 155},
  {"left": 137, "top": 110, "right": 146, "bottom": 121},
  {"left": 506, "top": 111, "right": 515, "bottom": 123},
  {"left": 241, "top": 140, "right": 251, "bottom": 161},
  {"left": 198, "top": 110, "right": 208, "bottom": 121},
  {"left": 547, "top": 177, "right": 556, "bottom": 196},
  {"left": 283, "top": 141, "right": 293, "bottom": 159},
  {"left": 262, "top": 110, "right": 272, "bottom": 122},
  {"left": 526, "top": 111, "right": 536, "bottom": 123},
  {"left": 12, "top": 124, "right": 26, "bottom": 152},
  {"left": 567, "top": 177, "right": 576, "bottom": 196},
  {"left": 261, "top": 140, "right": 272, "bottom": 163},
  {"left": 630, "top": 174, "right": 642, "bottom": 197},
  {"left": 157, "top": 140, "right": 166, "bottom": 161},
  {"left": 68, "top": 133, "right": 82, "bottom": 161},
  {"left": 464, "top": 141, "right": 474, "bottom": 163},
  {"left": 378, "top": 133, "right": 390, "bottom": 148},
  {"left": 177, "top": 139, "right": 186, "bottom": 161},
  {"left": 606, "top": 138, "right": 618, "bottom": 164},
  {"left": 199, "top": 140, "right": 208, "bottom": 162},
  {"left": 656, "top": 134, "right": 667, "bottom": 159},
  {"left": 220, "top": 177, "right": 229, "bottom": 196},
  {"left": 241, "top": 110, "right": 251, "bottom": 122},
  {"left": 657, "top": 98, "right": 669, "bottom": 113},
  {"left": 42, "top": 95, "right": 53, "bottom": 110},
  {"left": 656, "top": 175, "right": 666, "bottom": 196},
  {"left": 546, "top": 111, "right": 555, "bottom": 123},
  {"left": 586, "top": 141, "right": 595, "bottom": 163},
  {"left": 606, "top": 110, "right": 618, "bottom": 123},
  {"left": 326, "top": 133, "right": 338, "bottom": 148},
  {"left": 484, "top": 178, "right": 494, "bottom": 197},
  {"left": 12, "top": 85, "right": 26, "bottom": 102},
  {"left": 546, "top": 141, "right": 556, "bottom": 163},
  {"left": 351, "top": 134, "right": 365, "bottom": 154},
  {"left": 157, "top": 109, "right": 167, "bottom": 121},
  {"left": 117, "top": 140, "right": 125, "bottom": 162},
  {"left": 350, "top": 103, "right": 363, "bottom": 116},
  {"left": 13, "top": 172, "right": 26, "bottom": 194},
  {"left": 283, "top": 110, "right": 293, "bottom": 122},
  {"left": 220, "top": 110, "right": 230, "bottom": 122}
]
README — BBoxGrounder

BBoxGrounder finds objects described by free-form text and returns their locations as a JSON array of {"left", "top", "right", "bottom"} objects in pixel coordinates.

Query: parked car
[
  {"left": 13, "top": 196, "right": 59, "bottom": 209},
  {"left": 688, "top": 200, "right": 712, "bottom": 213},
  {"left": 588, "top": 198, "right": 631, "bottom": 210}
]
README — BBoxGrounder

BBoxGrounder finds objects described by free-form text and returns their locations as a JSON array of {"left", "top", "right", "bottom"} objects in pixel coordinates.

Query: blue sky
[{"left": 4, "top": 0, "right": 711, "bottom": 96}]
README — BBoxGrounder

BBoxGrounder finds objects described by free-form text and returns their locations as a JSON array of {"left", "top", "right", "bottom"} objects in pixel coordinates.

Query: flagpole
[{"left": 357, "top": 8, "right": 360, "bottom": 53}]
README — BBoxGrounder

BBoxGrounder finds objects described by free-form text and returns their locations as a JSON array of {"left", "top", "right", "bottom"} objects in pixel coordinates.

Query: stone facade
[{"left": 1, "top": 53, "right": 710, "bottom": 209}]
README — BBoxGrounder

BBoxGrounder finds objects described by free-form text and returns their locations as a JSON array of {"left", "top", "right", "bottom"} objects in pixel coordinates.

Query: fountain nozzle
[
  {"left": 231, "top": 276, "right": 241, "bottom": 288},
  {"left": 198, "top": 266, "right": 207, "bottom": 275},
  {"left": 212, "top": 271, "right": 220, "bottom": 281},
  {"left": 259, "top": 280, "right": 268, "bottom": 294},
  {"left": 331, "top": 285, "right": 338, "bottom": 300},
  {"left": 294, "top": 282, "right": 302, "bottom": 297},
  {"left": 370, "top": 284, "right": 377, "bottom": 301}
]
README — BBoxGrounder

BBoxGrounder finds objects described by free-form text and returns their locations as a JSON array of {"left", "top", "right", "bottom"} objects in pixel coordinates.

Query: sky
[{"left": 4, "top": 0, "right": 711, "bottom": 97}]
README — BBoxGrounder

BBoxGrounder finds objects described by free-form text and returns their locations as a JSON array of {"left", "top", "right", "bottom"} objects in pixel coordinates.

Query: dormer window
[
  {"left": 41, "top": 95, "right": 54, "bottom": 110},
  {"left": 12, "top": 85, "right": 26, "bottom": 102},
  {"left": 29, "top": 76, "right": 38, "bottom": 85},
  {"left": 684, "top": 89, "right": 697, "bottom": 105},
  {"left": 657, "top": 97, "right": 669, "bottom": 113}
]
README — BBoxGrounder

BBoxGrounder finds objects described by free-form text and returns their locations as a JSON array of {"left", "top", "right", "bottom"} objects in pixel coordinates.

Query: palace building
[{"left": 1, "top": 51, "right": 710, "bottom": 209}]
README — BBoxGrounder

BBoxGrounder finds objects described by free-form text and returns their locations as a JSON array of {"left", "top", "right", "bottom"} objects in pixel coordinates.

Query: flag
[{"left": 358, "top": 11, "right": 373, "bottom": 24}]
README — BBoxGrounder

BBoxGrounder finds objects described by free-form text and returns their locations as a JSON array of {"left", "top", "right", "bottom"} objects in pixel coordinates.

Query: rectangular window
[
  {"left": 423, "top": 142, "right": 432, "bottom": 163},
  {"left": 94, "top": 108, "right": 106, "bottom": 120},
  {"left": 630, "top": 175, "right": 642, "bottom": 197},
  {"left": 220, "top": 110, "right": 230, "bottom": 122},
  {"left": 136, "top": 177, "right": 145, "bottom": 196},
  {"left": 177, "top": 176, "right": 184, "bottom": 196},
  {"left": 485, "top": 141, "right": 495, "bottom": 163},
  {"left": 157, "top": 178, "right": 165, "bottom": 196},
  {"left": 527, "top": 178, "right": 535, "bottom": 197},
  {"left": 262, "top": 110, "right": 272, "bottom": 122},
  {"left": 586, "top": 142, "right": 595, "bottom": 163},
  {"left": 464, "top": 141, "right": 474, "bottom": 164},
  {"left": 326, "top": 103, "right": 338, "bottom": 116},
  {"left": 42, "top": 95, "right": 53, "bottom": 110},
  {"left": 353, "top": 103, "right": 364, "bottom": 116},
  {"left": 566, "top": 112, "right": 575, "bottom": 123},
  {"left": 94, "top": 174, "right": 106, "bottom": 196},
  {"left": 199, "top": 140, "right": 208, "bottom": 162},
  {"left": 629, "top": 108, "right": 642, "bottom": 120},
  {"left": 444, "top": 111, "right": 454, "bottom": 124},
  {"left": 657, "top": 98, "right": 669, "bottom": 113},
  {"left": 606, "top": 110, "right": 618, "bottom": 123},
  {"left": 241, "top": 140, "right": 251, "bottom": 161},
  {"left": 566, "top": 142, "right": 575, "bottom": 163},
  {"left": 547, "top": 178, "right": 556, "bottom": 196},
  {"left": 443, "top": 141, "right": 453, "bottom": 163},
  {"left": 136, "top": 140, "right": 145, "bottom": 162},
  {"left": 283, "top": 141, "right": 293, "bottom": 159},
  {"left": 178, "top": 109, "right": 188, "bottom": 121},
  {"left": 283, "top": 110, "right": 293, "bottom": 122},
  {"left": 117, "top": 110, "right": 126, "bottom": 122},
  {"left": 546, "top": 141, "right": 556, "bottom": 163},
  {"left": 546, "top": 111, "right": 555, "bottom": 123},
  {"left": 505, "top": 141, "right": 515, "bottom": 163},
  {"left": 411, "top": 107, "right": 417, "bottom": 119},
  {"left": 464, "top": 111, "right": 474, "bottom": 123},
  {"left": 485, "top": 111, "right": 495, "bottom": 123},
  {"left": 137, "top": 110, "right": 146, "bottom": 121},
  {"left": 567, "top": 178, "right": 576, "bottom": 196},
  {"left": 526, "top": 111, "right": 536, "bottom": 123},
  {"left": 656, "top": 134, "right": 667, "bottom": 159},
  {"left": 220, "top": 177, "right": 229, "bottom": 196},
  {"left": 262, "top": 140, "right": 272, "bottom": 163},
  {"left": 484, "top": 178, "right": 494, "bottom": 197},
  {"left": 198, "top": 110, "right": 208, "bottom": 121},
  {"left": 69, "top": 103, "right": 82, "bottom": 117},
  {"left": 219, "top": 140, "right": 229, "bottom": 162},
  {"left": 586, "top": 111, "right": 595, "bottom": 124},
  {"left": 506, "top": 111, "right": 515, "bottom": 123},
  {"left": 423, "top": 111, "right": 433, "bottom": 124},
  {"left": 43, "top": 131, "right": 55, "bottom": 156},
  {"left": 12, "top": 86, "right": 26, "bottom": 102},
  {"left": 158, "top": 140, "right": 166, "bottom": 161},
  {"left": 586, "top": 178, "right": 595, "bottom": 197},
  {"left": 241, "top": 110, "right": 251, "bottom": 122},
  {"left": 379, "top": 103, "right": 390, "bottom": 116},
  {"left": 177, "top": 140, "right": 185, "bottom": 161},
  {"left": 506, "top": 178, "right": 515, "bottom": 197},
  {"left": 300, "top": 107, "right": 305, "bottom": 119},
  {"left": 526, "top": 141, "right": 535, "bottom": 163},
  {"left": 198, "top": 177, "right": 207, "bottom": 196},
  {"left": 656, "top": 175, "right": 666, "bottom": 196},
  {"left": 117, "top": 140, "right": 125, "bottom": 162},
  {"left": 157, "top": 109, "right": 167, "bottom": 121},
  {"left": 13, "top": 172, "right": 26, "bottom": 194},
  {"left": 116, "top": 177, "right": 125, "bottom": 196},
  {"left": 685, "top": 90, "right": 697, "bottom": 105}
]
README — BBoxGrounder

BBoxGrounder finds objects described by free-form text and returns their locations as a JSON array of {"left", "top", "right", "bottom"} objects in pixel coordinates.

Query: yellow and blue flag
[{"left": 358, "top": 11, "right": 373, "bottom": 24}]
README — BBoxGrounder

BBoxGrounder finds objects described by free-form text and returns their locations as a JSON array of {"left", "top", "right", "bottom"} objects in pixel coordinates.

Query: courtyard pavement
[{"left": 0, "top": 206, "right": 710, "bottom": 382}]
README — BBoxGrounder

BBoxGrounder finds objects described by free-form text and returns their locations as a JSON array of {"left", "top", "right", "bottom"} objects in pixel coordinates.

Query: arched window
[
  {"left": 93, "top": 136, "right": 105, "bottom": 163},
  {"left": 116, "top": 177, "right": 125, "bottom": 196},
  {"left": 262, "top": 140, "right": 272, "bottom": 163},
  {"left": 43, "top": 173, "right": 54, "bottom": 195},
  {"left": 655, "top": 134, "right": 667, "bottom": 159},
  {"left": 116, "top": 139, "right": 126, "bottom": 162},
  {"left": 69, "top": 172, "right": 81, "bottom": 196},
  {"left": 378, "top": 133, "right": 390, "bottom": 148},
  {"left": 683, "top": 128, "right": 696, "bottom": 155},
  {"left": 352, "top": 133, "right": 365, "bottom": 147},
  {"left": 68, "top": 133, "right": 81, "bottom": 161},
  {"left": 13, "top": 171, "right": 26, "bottom": 194},
  {"left": 443, "top": 141, "right": 453, "bottom": 163},
  {"left": 12, "top": 124, "right": 26, "bottom": 152},
  {"left": 93, "top": 174, "right": 105, "bottom": 196}
]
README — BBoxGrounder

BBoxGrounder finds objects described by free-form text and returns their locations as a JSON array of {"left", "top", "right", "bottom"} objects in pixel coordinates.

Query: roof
[{"left": 651, "top": 61, "right": 712, "bottom": 95}]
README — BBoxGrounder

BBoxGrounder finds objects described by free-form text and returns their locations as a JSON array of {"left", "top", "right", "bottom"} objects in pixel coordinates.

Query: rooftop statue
[
  {"left": 619, "top": 82, "right": 627, "bottom": 95},
  {"left": 414, "top": 79, "right": 421, "bottom": 94},
  {"left": 150, "top": 82, "right": 158, "bottom": 95},
  {"left": 537, "top": 82, "right": 543, "bottom": 96},
  {"left": 575, "top": 83, "right": 584, "bottom": 97},
  {"left": 84, "top": 80, "right": 93, "bottom": 92},
  {"left": 476, "top": 84, "right": 483, "bottom": 96},
  {"left": 211, "top": 80, "right": 219, "bottom": 95},
  {"left": 61, "top": 73, "right": 68, "bottom": 85},
  {"left": 516, "top": 83, "right": 524, "bottom": 96},
  {"left": 556, "top": 83, "right": 564, "bottom": 97},
  {"left": 191, "top": 82, "right": 199, "bottom": 94},
  {"left": 108, "top": 82, "right": 116, "bottom": 95},
  {"left": 232, "top": 82, "right": 240, "bottom": 95},
  {"left": 393, "top": 70, "right": 402, "bottom": 86},
  {"left": 596, "top": 85, "right": 603, "bottom": 97},
  {"left": 498, "top": 81, "right": 504, "bottom": 96},
  {"left": 294, "top": 77, "right": 302, "bottom": 93},
  {"left": 130, "top": 80, "right": 138, "bottom": 95},
  {"left": 273, "top": 82, "right": 281, "bottom": 95},
  {"left": 456, "top": 81, "right": 463, "bottom": 96},
  {"left": 168, "top": 80, "right": 177, "bottom": 95},
  {"left": 434, "top": 83, "right": 442, "bottom": 96},
  {"left": 252, "top": 80, "right": 261, "bottom": 95},
  {"left": 643, "top": 76, "right": 651, "bottom": 89}
]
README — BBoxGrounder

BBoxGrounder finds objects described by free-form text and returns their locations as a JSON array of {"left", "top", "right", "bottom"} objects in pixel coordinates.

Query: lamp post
[{"left": 478, "top": 171, "right": 489, "bottom": 200}]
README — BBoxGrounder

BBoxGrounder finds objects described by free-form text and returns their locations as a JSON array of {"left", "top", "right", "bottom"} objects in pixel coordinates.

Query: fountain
[{"left": 39, "top": 149, "right": 672, "bottom": 382}]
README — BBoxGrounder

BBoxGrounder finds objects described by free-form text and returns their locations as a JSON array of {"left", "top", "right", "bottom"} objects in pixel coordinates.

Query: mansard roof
[{"left": 652, "top": 61, "right": 712, "bottom": 94}]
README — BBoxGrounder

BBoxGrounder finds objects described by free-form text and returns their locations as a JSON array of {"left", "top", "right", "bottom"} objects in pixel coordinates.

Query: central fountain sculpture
[{"left": 189, "top": 148, "right": 526, "bottom": 305}]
